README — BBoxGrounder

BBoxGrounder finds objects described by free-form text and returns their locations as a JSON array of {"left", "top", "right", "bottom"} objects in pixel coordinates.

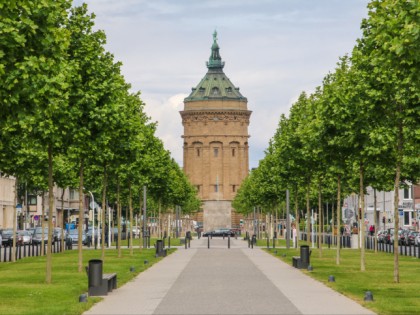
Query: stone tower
[{"left": 180, "top": 31, "right": 251, "bottom": 232}]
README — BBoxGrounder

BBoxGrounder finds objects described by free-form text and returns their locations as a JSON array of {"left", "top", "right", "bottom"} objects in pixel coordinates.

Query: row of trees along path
[
  {"left": 0, "top": 1, "right": 200, "bottom": 284},
  {"left": 233, "top": 0, "right": 420, "bottom": 283}
]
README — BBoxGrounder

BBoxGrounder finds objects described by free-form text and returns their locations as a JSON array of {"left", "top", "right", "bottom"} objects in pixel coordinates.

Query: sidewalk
[{"left": 84, "top": 238, "right": 375, "bottom": 315}]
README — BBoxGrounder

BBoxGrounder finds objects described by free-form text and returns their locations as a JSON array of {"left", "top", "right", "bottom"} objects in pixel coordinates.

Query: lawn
[
  {"left": 266, "top": 245, "right": 420, "bottom": 315},
  {"left": 0, "top": 248, "right": 174, "bottom": 315},
  {"left": 111, "top": 236, "right": 183, "bottom": 247}
]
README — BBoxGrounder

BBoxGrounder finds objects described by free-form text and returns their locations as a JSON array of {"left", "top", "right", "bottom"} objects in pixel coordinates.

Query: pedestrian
[
  {"left": 292, "top": 225, "right": 297, "bottom": 248},
  {"left": 369, "top": 225, "right": 374, "bottom": 236}
]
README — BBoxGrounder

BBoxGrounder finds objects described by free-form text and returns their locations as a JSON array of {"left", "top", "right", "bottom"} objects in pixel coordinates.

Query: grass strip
[
  {"left": 265, "top": 246, "right": 420, "bottom": 315},
  {"left": 0, "top": 248, "right": 175, "bottom": 315},
  {"left": 111, "top": 237, "right": 184, "bottom": 247}
]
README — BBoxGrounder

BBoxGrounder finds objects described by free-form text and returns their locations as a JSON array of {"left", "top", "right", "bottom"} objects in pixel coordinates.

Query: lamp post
[{"left": 88, "top": 191, "right": 95, "bottom": 247}]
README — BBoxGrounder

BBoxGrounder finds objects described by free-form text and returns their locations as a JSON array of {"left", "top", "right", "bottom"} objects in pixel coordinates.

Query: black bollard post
[
  {"left": 223, "top": 233, "right": 225, "bottom": 240},
  {"left": 267, "top": 238, "right": 269, "bottom": 249},
  {"left": 228, "top": 234, "right": 230, "bottom": 249},
  {"left": 148, "top": 236, "right": 151, "bottom": 248},
  {"left": 208, "top": 235, "right": 210, "bottom": 249},
  {"left": 248, "top": 238, "right": 250, "bottom": 248},
  {"left": 188, "top": 238, "right": 191, "bottom": 248},
  {"left": 251, "top": 239, "right": 254, "bottom": 249},
  {"left": 273, "top": 237, "right": 275, "bottom": 249},
  {"left": 185, "top": 238, "right": 187, "bottom": 249},
  {"left": 168, "top": 236, "right": 171, "bottom": 249}
]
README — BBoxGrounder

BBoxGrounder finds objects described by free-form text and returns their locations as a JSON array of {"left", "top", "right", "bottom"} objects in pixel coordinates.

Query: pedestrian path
[{"left": 84, "top": 238, "right": 375, "bottom": 315}]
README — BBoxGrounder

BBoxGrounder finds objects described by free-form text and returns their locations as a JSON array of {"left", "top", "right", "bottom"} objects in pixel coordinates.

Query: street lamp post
[{"left": 88, "top": 191, "right": 94, "bottom": 247}]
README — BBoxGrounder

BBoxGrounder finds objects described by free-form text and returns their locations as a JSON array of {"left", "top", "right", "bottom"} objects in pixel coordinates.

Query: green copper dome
[{"left": 184, "top": 31, "right": 246, "bottom": 102}]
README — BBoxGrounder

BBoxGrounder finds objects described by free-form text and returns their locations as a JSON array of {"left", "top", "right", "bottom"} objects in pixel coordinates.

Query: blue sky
[{"left": 73, "top": 0, "right": 369, "bottom": 168}]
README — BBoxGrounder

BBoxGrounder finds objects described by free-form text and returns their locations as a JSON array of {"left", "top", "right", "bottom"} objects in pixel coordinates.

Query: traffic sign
[{"left": 34, "top": 215, "right": 39, "bottom": 221}]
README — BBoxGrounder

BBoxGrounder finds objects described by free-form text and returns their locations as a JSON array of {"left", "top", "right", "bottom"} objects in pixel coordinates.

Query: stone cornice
[{"left": 180, "top": 110, "right": 251, "bottom": 124}]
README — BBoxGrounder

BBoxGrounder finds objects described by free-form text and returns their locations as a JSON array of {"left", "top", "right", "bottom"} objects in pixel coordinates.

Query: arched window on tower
[
  {"left": 214, "top": 148, "right": 219, "bottom": 157},
  {"left": 212, "top": 87, "right": 219, "bottom": 95}
]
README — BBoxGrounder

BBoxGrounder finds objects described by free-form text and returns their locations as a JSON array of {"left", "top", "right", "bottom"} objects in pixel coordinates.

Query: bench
[
  {"left": 292, "top": 256, "right": 302, "bottom": 269},
  {"left": 103, "top": 273, "right": 117, "bottom": 292},
  {"left": 86, "top": 263, "right": 117, "bottom": 296}
]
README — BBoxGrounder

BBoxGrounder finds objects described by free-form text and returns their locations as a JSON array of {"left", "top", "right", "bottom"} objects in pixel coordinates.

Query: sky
[{"left": 73, "top": 0, "right": 370, "bottom": 169}]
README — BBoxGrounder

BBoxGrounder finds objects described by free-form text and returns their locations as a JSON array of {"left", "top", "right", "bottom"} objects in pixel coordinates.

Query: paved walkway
[{"left": 85, "top": 238, "right": 375, "bottom": 315}]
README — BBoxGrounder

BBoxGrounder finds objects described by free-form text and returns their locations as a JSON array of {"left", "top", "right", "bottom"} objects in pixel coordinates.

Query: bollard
[
  {"left": 267, "top": 238, "right": 269, "bottom": 249},
  {"left": 168, "top": 236, "right": 171, "bottom": 249},
  {"left": 223, "top": 233, "right": 225, "bottom": 240},
  {"left": 88, "top": 259, "right": 103, "bottom": 290},
  {"left": 79, "top": 293, "right": 88, "bottom": 303},
  {"left": 228, "top": 235, "right": 230, "bottom": 249},
  {"left": 364, "top": 291, "right": 374, "bottom": 301},
  {"left": 248, "top": 238, "right": 250, "bottom": 248},
  {"left": 273, "top": 238, "right": 275, "bottom": 249},
  {"left": 188, "top": 238, "right": 191, "bottom": 248},
  {"left": 185, "top": 238, "right": 187, "bottom": 249},
  {"left": 251, "top": 239, "right": 254, "bottom": 249},
  {"left": 208, "top": 235, "right": 210, "bottom": 249}
]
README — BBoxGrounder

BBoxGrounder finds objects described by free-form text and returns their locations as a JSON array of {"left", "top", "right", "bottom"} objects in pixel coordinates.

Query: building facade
[
  {"left": 343, "top": 183, "right": 420, "bottom": 232},
  {"left": 180, "top": 32, "right": 251, "bottom": 232},
  {"left": 0, "top": 175, "right": 89, "bottom": 230}
]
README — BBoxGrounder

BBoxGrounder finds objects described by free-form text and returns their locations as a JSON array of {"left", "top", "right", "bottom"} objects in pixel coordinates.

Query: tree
[{"left": 357, "top": 0, "right": 420, "bottom": 282}]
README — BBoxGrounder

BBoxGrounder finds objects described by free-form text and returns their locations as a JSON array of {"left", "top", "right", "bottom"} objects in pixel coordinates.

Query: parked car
[
  {"left": 405, "top": 231, "right": 418, "bottom": 246},
  {"left": 18, "top": 230, "right": 32, "bottom": 245},
  {"left": 53, "top": 227, "right": 65, "bottom": 241},
  {"left": 67, "top": 229, "right": 87, "bottom": 245},
  {"left": 32, "top": 228, "right": 54, "bottom": 245},
  {"left": 377, "top": 230, "right": 387, "bottom": 243},
  {"left": 203, "top": 228, "right": 235, "bottom": 237},
  {"left": 1, "top": 229, "right": 14, "bottom": 246}
]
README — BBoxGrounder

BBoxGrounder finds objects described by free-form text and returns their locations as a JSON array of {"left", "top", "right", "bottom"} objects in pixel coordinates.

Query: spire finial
[{"left": 207, "top": 30, "right": 224, "bottom": 70}]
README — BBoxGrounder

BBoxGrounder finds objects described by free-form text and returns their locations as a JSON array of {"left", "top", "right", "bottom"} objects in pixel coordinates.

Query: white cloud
[{"left": 143, "top": 93, "right": 188, "bottom": 166}]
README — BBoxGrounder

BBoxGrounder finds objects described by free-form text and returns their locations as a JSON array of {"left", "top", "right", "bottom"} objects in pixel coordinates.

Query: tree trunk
[
  {"left": 306, "top": 181, "right": 311, "bottom": 243},
  {"left": 393, "top": 162, "right": 401, "bottom": 283},
  {"left": 336, "top": 175, "right": 341, "bottom": 265},
  {"left": 78, "top": 159, "right": 84, "bottom": 273},
  {"left": 295, "top": 188, "right": 299, "bottom": 248},
  {"left": 60, "top": 188, "right": 65, "bottom": 252},
  {"left": 374, "top": 189, "right": 378, "bottom": 253},
  {"left": 117, "top": 179, "right": 121, "bottom": 258},
  {"left": 318, "top": 181, "right": 322, "bottom": 257},
  {"left": 41, "top": 191, "right": 45, "bottom": 256},
  {"left": 360, "top": 162, "right": 366, "bottom": 272},
  {"left": 46, "top": 144, "right": 54, "bottom": 283},
  {"left": 158, "top": 200, "right": 162, "bottom": 238},
  {"left": 12, "top": 177, "right": 18, "bottom": 262},
  {"left": 129, "top": 181, "right": 133, "bottom": 256},
  {"left": 139, "top": 193, "right": 142, "bottom": 251},
  {"left": 101, "top": 167, "right": 107, "bottom": 261}
]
